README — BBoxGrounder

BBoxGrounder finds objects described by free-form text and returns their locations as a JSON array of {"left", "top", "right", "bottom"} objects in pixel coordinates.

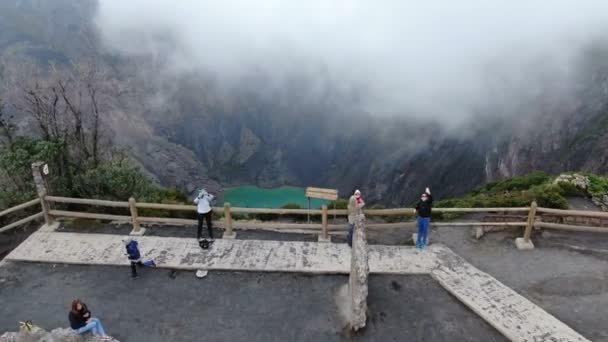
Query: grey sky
[{"left": 95, "top": 0, "right": 608, "bottom": 126}]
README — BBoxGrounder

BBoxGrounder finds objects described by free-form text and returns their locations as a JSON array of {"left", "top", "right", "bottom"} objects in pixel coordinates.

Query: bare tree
[{"left": 12, "top": 61, "right": 117, "bottom": 181}]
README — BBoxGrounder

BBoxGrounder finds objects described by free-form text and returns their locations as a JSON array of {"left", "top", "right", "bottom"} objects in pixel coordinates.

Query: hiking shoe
[{"left": 415, "top": 242, "right": 422, "bottom": 249}]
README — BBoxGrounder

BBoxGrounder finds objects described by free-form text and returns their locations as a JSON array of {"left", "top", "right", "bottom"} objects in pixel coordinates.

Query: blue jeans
[
  {"left": 417, "top": 217, "right": 430, "bottom": 245},
  {"left": 347, "top": 223, "right": 354, "bottom": 246},
  {"left": 76, "top": 318, "right": 106, "bottom": 336}
]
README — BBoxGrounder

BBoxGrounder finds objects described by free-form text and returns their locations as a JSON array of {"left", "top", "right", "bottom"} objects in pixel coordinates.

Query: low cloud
[{"left": 95, "top": 0, "right": 608, "bottom": 128}]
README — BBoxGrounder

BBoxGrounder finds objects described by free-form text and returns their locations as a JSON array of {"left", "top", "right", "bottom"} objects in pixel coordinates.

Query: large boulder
[{"left": 1, "top": 326, "right": 120, "bottom": 342}]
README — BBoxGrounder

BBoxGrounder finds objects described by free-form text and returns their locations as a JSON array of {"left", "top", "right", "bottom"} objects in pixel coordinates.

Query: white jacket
[{"left": 194, "top": 193, "right": 214, "bottom": 214}]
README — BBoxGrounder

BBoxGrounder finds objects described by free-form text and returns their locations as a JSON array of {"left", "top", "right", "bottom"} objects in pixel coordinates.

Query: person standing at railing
[
  {"left": 194, "top": 188, "right": 215, "bottom": 241},
  {"left": 347, "top": 189, "right": 365, "bottom": 247},
  {"left": 415, "top": 187, "right": 433, "bottom": 249}
]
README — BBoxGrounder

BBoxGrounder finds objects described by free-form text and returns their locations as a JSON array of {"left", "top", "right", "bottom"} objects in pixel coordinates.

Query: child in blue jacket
[{"left": 123, "top": 239, "right": 156, "bottom": 279}]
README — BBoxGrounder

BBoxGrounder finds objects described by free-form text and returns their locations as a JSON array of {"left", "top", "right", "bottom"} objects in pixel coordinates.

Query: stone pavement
[{"left": 4, "top": 231, "right": 590, "bottom": 342}]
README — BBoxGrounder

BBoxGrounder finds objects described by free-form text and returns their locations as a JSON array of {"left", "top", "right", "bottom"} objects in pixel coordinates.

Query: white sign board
[{"left": 305, "top": 187, "right": 338, "bottom": 201}]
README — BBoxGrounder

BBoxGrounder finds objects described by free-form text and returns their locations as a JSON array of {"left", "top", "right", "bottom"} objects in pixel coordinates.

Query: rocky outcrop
[
  {"left": 236, "top": 127, "right": 262, "bottom": 164},
  {"left": 553, "top": 173, "right": 608, "bottom": 211},
  {"left": 1, "top": 326, "right": 119, "bottom": 342},
  {"left": 553, "top": 173, "right": 591, "bottom": 190}
]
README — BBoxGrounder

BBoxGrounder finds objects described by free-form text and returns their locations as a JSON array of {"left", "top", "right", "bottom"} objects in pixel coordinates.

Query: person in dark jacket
[
  {"left": 68, "top": 299, "right": 112, "bottom": 340},
  {"left": 124, "top": 238, "right": 156, "bottom": 279},
  {"left": 414, "top": 187, "right": 433, "bottom": 249}
]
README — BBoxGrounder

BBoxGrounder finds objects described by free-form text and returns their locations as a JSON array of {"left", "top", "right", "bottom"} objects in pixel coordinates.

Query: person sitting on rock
[
  {"left": 194, "top": 188, "right": 215, "bottom": 241},
  {"left": 68, "top": 299, "right": 112, "bottom": 341},
  {"left": 415, "top": 187, "right": 433, "bottom": 249},
  {"left": 123, "top": 238, "right": 156, "bottom": 279}
]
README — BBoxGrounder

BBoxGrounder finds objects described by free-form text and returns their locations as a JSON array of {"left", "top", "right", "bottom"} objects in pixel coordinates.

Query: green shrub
[
  {"left": 530, "top": 184, "right": 568, "bottom": 209},
  {"left": 587, "top": 174, "right": 608, "bottom": 198},
  {"left": 327, "top": 198, "right": 349, "bottom": 210},
  {"left": 472, "top": 171, "right": 549, "bottom": 194},
  {"left": 556, "top": 182, "right": 585, "bottom": 197},
  {"left": 254, "top": 203, "right": 309, "bottom": 221}
]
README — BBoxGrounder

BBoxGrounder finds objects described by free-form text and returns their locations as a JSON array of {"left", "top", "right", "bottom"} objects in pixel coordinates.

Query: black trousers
[
  {"left": 197, "top": 212, "right": 213, "bottom": 239},
  {"left": 130, "top": 261, "right": 143, "bottom": 277}
]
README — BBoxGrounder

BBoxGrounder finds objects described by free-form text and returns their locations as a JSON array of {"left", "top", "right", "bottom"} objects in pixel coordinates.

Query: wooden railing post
[
  {"left": 515, "top": 201, "right": 536, "bottom": 250},
  {"left": 319, "top": 205, "right": 330, "bottom": 242},
  {"left": 31, "top": 162, "right": 53, "bottom": 228},
  {"left": 524, "top": 201, "right": 537, "bottom": 242},
  {"left": 223, "top": 202, "right": 236, "bottom": 239},
  {"left": 129, "top": 197, "right": 144, "bottom": 236}
]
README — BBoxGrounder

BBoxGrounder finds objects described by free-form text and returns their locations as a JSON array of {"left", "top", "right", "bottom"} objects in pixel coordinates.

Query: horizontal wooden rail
[
  {"left": 137, "top": 217, "right": 196, "bottom": 225},
  {"left": 328, "top": 207, "right": 530, "bottom": 216},
  {"left": 435, "top": 207, "right": 530, "bottom": 213},
  {"left": 49, "top": 210, "right": 131, "bottom": 222},
  {"left": 46, "top": 196, "right": 129, "bottom": 208},
  {"left": 537, "top": 207, "right": 608, "bottom": 219},
  {"left": 0, "top": 212, "right": 44, "bottom": 234},
  {"left": 536, "top": 221, "right": 608, "bottom": 233},
  {"left": 364, "top": 208, "right": 415, "bottom": 215},
  {"left": 229, "top": 207, "right": 323, "bottom": 215},
  {"left": 135, "top": 202, "right": 198, "bottom": 211},
  {"left": 433, "top": 221, "right": 527, "bottom": 227},
  {"left": 0, "top": 198, "right": 41, "bottom": 218}
]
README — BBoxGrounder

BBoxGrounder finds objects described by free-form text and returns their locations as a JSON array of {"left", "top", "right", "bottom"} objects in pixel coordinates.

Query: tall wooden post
[
  {"left": 223, "top": 202, "right": 236, "bottom": 239},
  {"left": 307, "top": 197, "right": 311, "bottom": 224},
  {"left": 524, "top": 201, "right": 537, "bottom": 242},
  {"left": 319, "top": 204, "right": 330, "bottom": 242},
  {"left": 129, "top": 197, "right": 144, "bottom": 235},
  {"left": 31, "top": 161, "right": 52, "bottom": 226},
  {"left": 515, "top": 201, "right": 536, "bottom": 250}
]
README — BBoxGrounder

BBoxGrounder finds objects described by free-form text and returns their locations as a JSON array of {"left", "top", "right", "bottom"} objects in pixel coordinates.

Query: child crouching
[{"left": 123, "top": 238, "right": 156, "bottom": 279}]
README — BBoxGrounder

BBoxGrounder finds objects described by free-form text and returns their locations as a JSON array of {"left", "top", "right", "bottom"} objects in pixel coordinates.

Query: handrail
[
  {"left": 0, "top": 198, "right": 41, "bottom": 218},
  {"left": 0, "top": 212, "right": 44, "bottom": 233},
  {"left": 537, "top": 207, "right": 608, "bottom": 219},
  {"left": 435, "top": 207, "right": 530, "bottom": 213},
  {"left": 229, "top": 207, "right": 323, "bottom": 215},
  {"left": 136, "top": 202, "right": 197, "bottom": 211},
  {"left": 45, "top": 196, "right": 129, "bottom": 208},
  {"left": 4, "top": 194, "right": 607, "bottom": 239},
  {"left": 536, "top": 221, "right": 608, "bottom": 233},
  {"left": 48, "top": 210, "right": 131, "bottom": 221}
]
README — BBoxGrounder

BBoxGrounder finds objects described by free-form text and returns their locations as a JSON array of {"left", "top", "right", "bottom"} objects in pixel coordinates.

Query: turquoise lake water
[{"left": 218, "top": 186, "right": 330, "bottom": 209}]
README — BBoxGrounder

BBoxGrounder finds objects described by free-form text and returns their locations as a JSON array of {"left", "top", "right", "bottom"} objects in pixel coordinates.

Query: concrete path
[
  {"left": 430, "top": 247, "right": 588, "bottom": 342},
  {"left": 4, "top": 231, "right": 590, "bottom": 342},
  {"left": 5, "top": 231, "right": 438, "bottom": 274}
]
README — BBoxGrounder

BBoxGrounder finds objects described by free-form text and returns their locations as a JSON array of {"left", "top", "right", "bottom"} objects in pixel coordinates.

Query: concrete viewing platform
[{"left": 4, "top": 230, "right": 591, "bottom": 342}]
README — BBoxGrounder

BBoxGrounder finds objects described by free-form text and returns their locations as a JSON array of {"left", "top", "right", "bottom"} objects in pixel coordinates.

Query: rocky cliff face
[{"left": 2, "top": 0, "right": 608, "bottom": 204}]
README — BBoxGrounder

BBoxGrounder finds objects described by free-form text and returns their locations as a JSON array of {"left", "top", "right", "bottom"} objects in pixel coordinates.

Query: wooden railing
[
  {"left": 4, "top": 195, "right": 608, "bottom": 246},
  {"left": 0, "top": 198, "right": 44, "bottom": 233}
]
